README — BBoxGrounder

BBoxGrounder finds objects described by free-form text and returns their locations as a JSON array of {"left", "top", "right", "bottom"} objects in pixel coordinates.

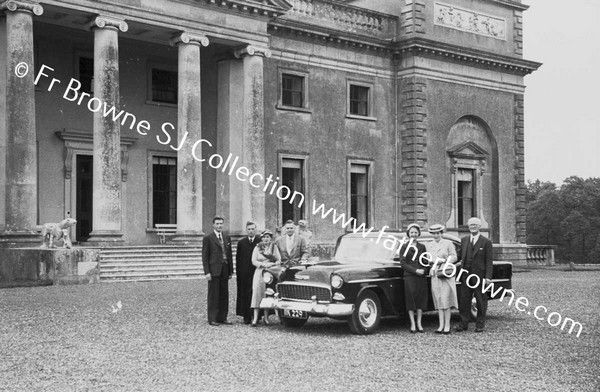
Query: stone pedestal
[
  {"left": 170, "top": 33, "right": 208, "bottom": 243},
  {"left": 216, "top": 45, "right": 269, "bottom": 232},
  {"left": 0, "top": 1, "right": 44, "bottom": 246},
  {"left": 86, "top": 16, "right": 128, "bottom": 245}
]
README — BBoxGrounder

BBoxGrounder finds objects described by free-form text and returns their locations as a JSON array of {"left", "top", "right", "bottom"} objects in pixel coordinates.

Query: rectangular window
[
  {"left": 349, "top": 85, "right": 369, "bottom": 117},
  {"left": 281, "top": 158, "right": 305, "bottom": 224},
  {"left": 457, "top": 169, "right": 475, "bottom": 225},
  {"left": 152, "top": 156, "right": 177, "bottom": 225},
  {"left": 350, "top": 163, "right": 369, "bottom": 225},
  {"left": 282, "top": 73, "right": 304, "bottom": 108},
  {"left": 78, "top": 56, "right": 94, "bottom": 94},
  {"left": 151, "top": 68, "right": 178, "bottom": 104}
]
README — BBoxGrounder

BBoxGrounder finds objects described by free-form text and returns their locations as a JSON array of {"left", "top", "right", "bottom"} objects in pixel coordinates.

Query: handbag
[{"left": 435, "top": 264, "right": 455, "bottom": 279}]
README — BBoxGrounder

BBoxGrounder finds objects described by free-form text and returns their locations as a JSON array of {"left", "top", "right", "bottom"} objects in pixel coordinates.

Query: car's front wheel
[
  {"left": 278, "top": 310, "right": 308, "bottom": 328},
  {"left": 348, "top": 289, "right": 381, "bottom": 335}
]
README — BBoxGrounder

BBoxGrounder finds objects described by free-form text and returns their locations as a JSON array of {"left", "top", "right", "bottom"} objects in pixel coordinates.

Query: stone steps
[{"left": 99, "top": 245, "right": 204, "bottom": 282}]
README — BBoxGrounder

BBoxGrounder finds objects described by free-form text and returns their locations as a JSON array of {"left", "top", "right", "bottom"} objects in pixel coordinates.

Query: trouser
[
  {"left": 458, "top": 274, "right": 488, "bottom": 329},
  {"left": 207, "top": 266, "right": 229, "bottom": 322}
]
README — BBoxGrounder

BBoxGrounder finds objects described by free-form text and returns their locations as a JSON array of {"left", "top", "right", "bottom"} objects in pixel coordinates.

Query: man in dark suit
[
  {"left": 235, "top": 221, "right": 260, "bottom": 324},
  {"left": 203, "top": 216, "right": 233, "bottom": 326},
  {"left": 275, "top": 220, "right": 309, "bottom": 268},
  {"left": 456, "top": 217, "right": 493, "bottom": 333}
]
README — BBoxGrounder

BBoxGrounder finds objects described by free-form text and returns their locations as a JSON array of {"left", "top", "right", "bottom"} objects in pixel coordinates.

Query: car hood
[{"left": 290, "top": 259, "right": 401, "bottom": 285}]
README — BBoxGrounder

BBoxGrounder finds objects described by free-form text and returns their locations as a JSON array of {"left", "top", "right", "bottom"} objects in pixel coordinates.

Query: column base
[
  {"left": 171, "top": 230, "right": 204, "bottom": 244},
  {"left": 0, "top": 232, "right": 43, "bottom": 249},
  {"left": 86, "top": 231, "right": 126, "bottom": 247}
]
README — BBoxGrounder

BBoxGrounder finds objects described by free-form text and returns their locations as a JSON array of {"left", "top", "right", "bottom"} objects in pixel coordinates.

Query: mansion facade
[{"left": 0, "top": 0, "right": 540, "bottom": 260}]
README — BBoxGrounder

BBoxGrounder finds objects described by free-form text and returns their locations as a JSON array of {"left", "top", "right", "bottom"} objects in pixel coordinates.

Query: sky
[{"left": 523, "top": 0, "right": 600, "bottom": 185}]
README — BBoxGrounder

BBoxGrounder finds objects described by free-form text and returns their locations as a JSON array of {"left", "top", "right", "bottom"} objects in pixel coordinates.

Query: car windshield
[{"left": 334, "top": 236, "right": 397, "bottom": 263}]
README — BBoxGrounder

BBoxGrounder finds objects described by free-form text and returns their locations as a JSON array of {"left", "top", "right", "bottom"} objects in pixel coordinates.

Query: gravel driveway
[{"left": 1, "top": 269, "right": 598, "bottom": 392}]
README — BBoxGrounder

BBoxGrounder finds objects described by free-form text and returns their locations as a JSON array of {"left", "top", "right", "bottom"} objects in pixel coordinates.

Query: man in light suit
[
  {"left": 276, "top": 220, "right": 309, "bottom": 269},
  {"left": 456, "top": 217, "right": 493, "bottom": 333},
  {"left": 202, "top": 216, "right": 233, "bottom": 326},
  {"left": 235, "top": 221, "right": 261, "bottom": 324}
]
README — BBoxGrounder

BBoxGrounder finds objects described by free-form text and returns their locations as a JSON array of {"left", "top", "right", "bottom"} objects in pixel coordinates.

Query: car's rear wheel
[
  {"left": 348, "top": 289, "right": 381, "bottom": 335},
  {"left": 278, "top": 310, "right": 308, "bottom": 328}
]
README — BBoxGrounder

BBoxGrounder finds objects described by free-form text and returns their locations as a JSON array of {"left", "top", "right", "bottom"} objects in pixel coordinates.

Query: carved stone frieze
[{"left": 434, "top": 2, "right": 505, "bottom": 40}]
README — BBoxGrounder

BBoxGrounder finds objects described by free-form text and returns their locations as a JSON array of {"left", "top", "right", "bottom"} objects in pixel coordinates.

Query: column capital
[
  {"left": 170, "top": 32, "right": 209, "bottom": 47},
  {"left": 0, "top": 0, "right": 43, "bottom": 15},
  {"left": 87, "top": 15, "right": 128, "bottom": 32},
  {"left": 233, "top": 45, "right": 271, "bottom": 59}
]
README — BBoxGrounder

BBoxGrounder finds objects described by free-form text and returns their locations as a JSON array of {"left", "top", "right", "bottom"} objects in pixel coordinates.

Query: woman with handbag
[
  {"left": 250, "top": 229, "right": 281, "bottom": 326},
  {"left": 425, "top": 224, "right": 458, "bottom": 334},
  {"left": 399, "top": 223, "right": 429, "bottom": 333}
]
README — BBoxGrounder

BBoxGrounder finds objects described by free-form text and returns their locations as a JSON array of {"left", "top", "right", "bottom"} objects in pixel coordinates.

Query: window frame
[
  {"left": 276, "top": 68, "right": 311, "bottom": 113},
  {"left": 74, "top": 50, "right": 94, "bottom": 95},
  {"left": 146, "top": 61, "right": 178, "bottom": 107},
  {"left": 147, "top": 150, "right": 178, "bottom": 229},
  {"left": 346, "top": 79, "right": 376, "bottom": 121},
  {"left": 347, "top": 159, "right": 374, "bottom": 229},
  {"left": 278, "top": 153, "right": 309, "bottom": 226}
]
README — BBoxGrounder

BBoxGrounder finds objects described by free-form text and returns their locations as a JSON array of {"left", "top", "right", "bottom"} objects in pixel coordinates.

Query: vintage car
[{"left": 259, "top": 231, "right": 513, "bottom": 334}]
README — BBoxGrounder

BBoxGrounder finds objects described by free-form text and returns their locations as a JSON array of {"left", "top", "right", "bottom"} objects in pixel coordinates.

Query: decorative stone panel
[
  {"left": 434, "top": 2, "right": 506, "bottom": 40},
  {"left": 400, "top": 76, "right": 428, "bottom": 226},
  {"left": 514, "top": 94, "right": 526, "bottom": 243}
]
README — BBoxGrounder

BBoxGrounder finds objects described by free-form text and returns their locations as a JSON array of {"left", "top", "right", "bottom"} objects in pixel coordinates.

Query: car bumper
[{"left": 260, "top": 297, "right": 354, "bottom": 317}]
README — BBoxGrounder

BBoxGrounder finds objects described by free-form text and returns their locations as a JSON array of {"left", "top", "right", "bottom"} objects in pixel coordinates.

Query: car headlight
[
  {"left": 330, "top": 274, "right": 344, "bottom": 289},
  {"left": 263, "top": 271, "right": 274, "bottom": 284}
]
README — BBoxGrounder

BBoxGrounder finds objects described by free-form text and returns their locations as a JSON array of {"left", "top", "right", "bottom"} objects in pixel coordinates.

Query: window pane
[
  {"left": 282, "top": 74, "right": 304, "bottom": 108},
  {"left": 349, "top": 85, "right": 369, "bottom": 116},
  {"left": 457, "top": 169, "right": 475, "bottom": 225},
  {"left": 79, "top": 57, "right": 94, "bottom": 94},
  {"left": 152, "top": 68, "right": 177, "bottom": 104}
]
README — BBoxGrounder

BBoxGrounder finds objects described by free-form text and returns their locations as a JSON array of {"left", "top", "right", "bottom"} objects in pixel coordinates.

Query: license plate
[{"left": 283, "top": 309, "right": 307, "bottom": 319}]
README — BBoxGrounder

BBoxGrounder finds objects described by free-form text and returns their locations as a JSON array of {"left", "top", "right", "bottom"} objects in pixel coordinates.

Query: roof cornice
[{"left": 395, "top": 37, "right": 541, "bottom": 76}]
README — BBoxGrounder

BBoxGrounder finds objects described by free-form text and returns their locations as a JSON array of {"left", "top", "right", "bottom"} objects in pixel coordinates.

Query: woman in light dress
[
  {"left": 250, "top": 230, "right": 281, "bottom": 326},
  {"left": 426, "top": 224, "right": 458, "bottom": 334}
]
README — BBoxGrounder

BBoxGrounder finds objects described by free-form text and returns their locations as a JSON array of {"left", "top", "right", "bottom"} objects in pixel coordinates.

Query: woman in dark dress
[{"left": 399, "top": 223, "right": 428, "bottom": 333}]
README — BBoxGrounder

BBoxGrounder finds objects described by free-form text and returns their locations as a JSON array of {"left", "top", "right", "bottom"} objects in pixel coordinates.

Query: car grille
[{"left": 277, "top": 283, "right": 332, "bottom": 302}]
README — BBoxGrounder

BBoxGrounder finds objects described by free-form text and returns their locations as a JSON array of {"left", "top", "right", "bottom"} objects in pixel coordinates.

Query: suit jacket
[
  {"left": 460, "top": 234, "right": 493, "bottom": 279},
  {"left": 236, "top": 236, "right": 261, "bottom": 281},
  {"left": 202, "top": 231, "right": 233, "bottom": 277},
  {"left": 275, "top": 234, "right": 309, "bottom": 267}
]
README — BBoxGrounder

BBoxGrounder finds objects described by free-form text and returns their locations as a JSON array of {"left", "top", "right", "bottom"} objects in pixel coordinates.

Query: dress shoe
[
  {"left": 435, "top": 330, "right": 443, "bottom": 334},
  {"left": 218, "top": 320, "right": 233, "bottom": 325},
  {"left": 443, "top": 330, "right": 451, "bottom": 335},
  {"left": 208, "top": 321, "right": 220, "bottom": 326},
  {"left": 417, "top": 327, "right": 424, "bottom": 333},
  {"left": 454, "top": 326, "right": 467, "bottom": 332},
  {"left": 409, "top": 328, "right": 416, "bottom": 334},
  {"left": 250, "top": 322, "right": 257, "bottom": 327},
  {"left": 475, "top": 327, "right": 484, "bottom": 333}
]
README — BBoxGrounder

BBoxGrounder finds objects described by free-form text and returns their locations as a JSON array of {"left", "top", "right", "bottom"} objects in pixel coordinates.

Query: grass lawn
[{"left": 1, "top": 270, "right": 598, "bottom": 391}]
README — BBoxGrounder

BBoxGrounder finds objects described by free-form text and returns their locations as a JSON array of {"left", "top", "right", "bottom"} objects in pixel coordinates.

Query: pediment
[{"left": 447, "top": 141, "right": 489, "bottom": 158}]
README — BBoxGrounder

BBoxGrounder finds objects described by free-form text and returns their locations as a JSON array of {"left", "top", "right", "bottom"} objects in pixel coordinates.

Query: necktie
[{"left": 218, "top": 233, "right": 227, "bottom": 264}]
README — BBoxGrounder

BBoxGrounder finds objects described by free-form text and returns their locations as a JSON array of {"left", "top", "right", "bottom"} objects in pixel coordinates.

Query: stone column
[
  {"left": 170, "top": 33, "right": 208, "bottom": 243},
  {"left": 86, "top": 16, "right": 128, "bottom": 245},
  {"left": 0, "top": 1, "right": 43, "bottom": 246},
  {"left": 215, "top": 45, "right": 269, "bottom": 233}
]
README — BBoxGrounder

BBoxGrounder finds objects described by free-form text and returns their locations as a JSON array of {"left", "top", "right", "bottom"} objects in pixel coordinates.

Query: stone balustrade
[
  {"left": 526, "top": 245, "right": 556, "bottom": 265},
  {"left": 283, "top": 0, "right": 397, "bottom": 38}
]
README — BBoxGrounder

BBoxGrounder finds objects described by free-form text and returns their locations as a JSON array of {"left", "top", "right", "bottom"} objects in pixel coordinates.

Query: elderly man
[{"left": 456, "top": 217, "right": 493, "bottom": 333}]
